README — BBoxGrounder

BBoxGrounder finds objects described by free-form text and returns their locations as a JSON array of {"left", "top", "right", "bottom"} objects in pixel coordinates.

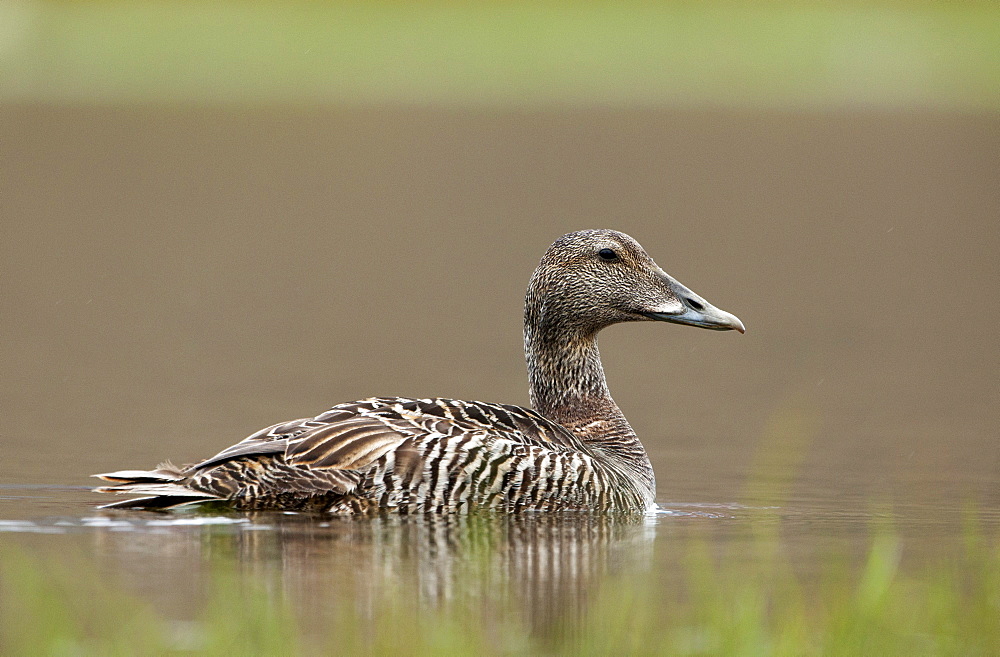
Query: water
[{"left": 1, "top": 105, "right": 997, "bottom": 644}]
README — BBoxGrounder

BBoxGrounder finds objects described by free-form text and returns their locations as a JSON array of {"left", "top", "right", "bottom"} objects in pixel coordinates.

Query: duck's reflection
[
  {"left": 93, "top": 511, "right": 655, "bottom": 636},
  {"left": 244, "top": 513, "right": 655, "bottom": 634}
]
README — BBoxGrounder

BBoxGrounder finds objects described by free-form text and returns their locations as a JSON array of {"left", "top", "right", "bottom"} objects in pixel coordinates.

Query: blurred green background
[{"left": 2, "top": 2, "right": 997, "bottom": 108}]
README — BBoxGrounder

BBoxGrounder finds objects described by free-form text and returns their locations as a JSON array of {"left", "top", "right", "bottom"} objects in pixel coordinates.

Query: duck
[{"left": 94, "top": 229, "right": 744, "bottom": 514}]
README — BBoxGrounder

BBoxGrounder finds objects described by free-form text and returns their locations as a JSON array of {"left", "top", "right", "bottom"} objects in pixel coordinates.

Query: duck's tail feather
[{"left": 92, "top": 462, "right": 223, "bottom": 509}]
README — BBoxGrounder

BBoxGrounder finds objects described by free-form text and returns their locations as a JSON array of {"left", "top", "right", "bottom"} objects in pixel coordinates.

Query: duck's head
[{"left": 527, "top": 229, "right": 745, "bottom": 336}]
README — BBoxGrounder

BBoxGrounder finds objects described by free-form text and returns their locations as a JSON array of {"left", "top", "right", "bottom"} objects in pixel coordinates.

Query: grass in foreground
[{"left": 1, "top": 523, "right": 998, "bottom": 657}]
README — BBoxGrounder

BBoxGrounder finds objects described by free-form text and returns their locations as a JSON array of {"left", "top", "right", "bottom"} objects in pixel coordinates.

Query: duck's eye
[{"left": 598, "top": 248, "right": 619, "bottom": 262}]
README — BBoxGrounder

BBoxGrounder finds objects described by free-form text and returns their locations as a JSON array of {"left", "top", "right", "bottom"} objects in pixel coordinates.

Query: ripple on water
[
  {"left": 0, "top": 514, "right": 259, "bottom": 535},
  {"left": 653, "top": 501, "right": 782, "bottom": 520},
  {"left": 0, "top": 520, "right": 65, "bottom": 534}
]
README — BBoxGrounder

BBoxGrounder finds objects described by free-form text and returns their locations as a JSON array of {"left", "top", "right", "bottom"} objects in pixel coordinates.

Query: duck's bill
[
  {"left": 635, "top": 271, "right": 746, "bottom": 333},
  {"left": 639, "top": 307, "right": 746, "bottom": 333}
]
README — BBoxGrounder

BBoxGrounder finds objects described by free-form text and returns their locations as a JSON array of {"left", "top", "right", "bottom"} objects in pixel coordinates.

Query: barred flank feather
[{"left": 94, "top": 230, "right": 743, "bottom": 514}]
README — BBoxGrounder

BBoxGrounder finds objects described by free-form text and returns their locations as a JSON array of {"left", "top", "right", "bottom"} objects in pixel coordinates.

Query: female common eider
[{"left": 95, "top": 230, "right": 744, "bottom": 514}]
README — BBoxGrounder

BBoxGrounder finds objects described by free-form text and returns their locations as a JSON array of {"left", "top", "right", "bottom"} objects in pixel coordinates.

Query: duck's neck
[
  {"left": 525, "top": 324, "right": 615, "bottom": 428},
  {"left": 524, "top": 304, "right": 654, "bottom": 496}
]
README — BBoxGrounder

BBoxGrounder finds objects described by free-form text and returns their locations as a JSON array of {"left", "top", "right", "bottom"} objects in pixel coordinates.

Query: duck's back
[{"left": 96, "top": 397, "right": 646, "bottom": 513}]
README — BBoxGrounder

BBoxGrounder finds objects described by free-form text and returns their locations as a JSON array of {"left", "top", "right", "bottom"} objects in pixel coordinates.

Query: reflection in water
[
  {"left": 4, "top": 487, "right": 999, "bottom": 651},
  {"left": 86, "top": 511, "right": 655, "bottom": 637}
]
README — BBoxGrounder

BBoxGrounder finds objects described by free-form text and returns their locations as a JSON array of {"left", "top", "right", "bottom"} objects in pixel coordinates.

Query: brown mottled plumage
[{"left": 95, "top": 230, "right": 744, "bottom": 514}]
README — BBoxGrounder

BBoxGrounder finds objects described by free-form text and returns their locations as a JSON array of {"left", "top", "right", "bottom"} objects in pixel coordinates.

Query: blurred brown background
[{"left": 4, "top": 105, "right": 997, "bottom": 510}]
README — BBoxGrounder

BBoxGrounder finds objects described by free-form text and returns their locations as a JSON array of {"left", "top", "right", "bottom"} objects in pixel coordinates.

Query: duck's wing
[
  {"left": 190, "top": 396, "right": 582, "bottom": 475},
  {"left": 95, "top": 397, "right": 584, "bottom": 509},
  {"left": 344, "top": 396, "right": 583, "bottom": 448}
]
